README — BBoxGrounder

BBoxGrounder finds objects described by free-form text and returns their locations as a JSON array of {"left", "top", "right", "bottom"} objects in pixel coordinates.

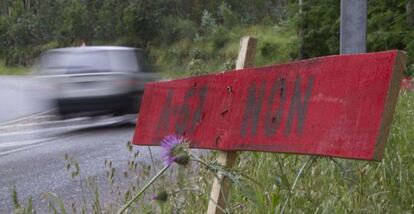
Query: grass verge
[{"left": 0, "top": 60, "right": 30, "bottom": 75}]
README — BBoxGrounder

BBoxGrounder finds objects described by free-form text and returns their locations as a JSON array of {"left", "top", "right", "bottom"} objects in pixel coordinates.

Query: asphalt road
[
  {"left": 0, "top": 76, "right": 164, "bottom": 213},
  {"left": 0, "top": 76, "right": 48, "bottom": 123}
]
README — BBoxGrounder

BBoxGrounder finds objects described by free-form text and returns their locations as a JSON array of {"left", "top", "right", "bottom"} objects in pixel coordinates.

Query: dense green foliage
[
  {"left": 1, "top": 0, "right": 413, "bottom": 74},
  {"left": 0, "top": 0, "right": 289, "bottom": 67}
]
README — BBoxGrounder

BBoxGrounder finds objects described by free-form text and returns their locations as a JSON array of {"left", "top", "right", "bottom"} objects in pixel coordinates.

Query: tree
[{"left": 57, "top": 0, "right": 90, "bottom": 44}]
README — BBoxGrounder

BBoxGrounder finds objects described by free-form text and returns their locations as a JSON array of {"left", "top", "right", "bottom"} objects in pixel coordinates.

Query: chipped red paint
[{"left": 132, "top": 50, "right": 405, "bottom": 161}]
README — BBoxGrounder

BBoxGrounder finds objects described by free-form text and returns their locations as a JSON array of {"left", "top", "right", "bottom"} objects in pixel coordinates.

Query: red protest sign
[{"left": 132, "top": 50, "right": 406, "bottom": 161}]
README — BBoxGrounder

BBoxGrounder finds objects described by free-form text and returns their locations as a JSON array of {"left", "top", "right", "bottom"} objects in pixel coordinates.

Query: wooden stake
[
  {"left": 235, "top": 36, "right": 257, "bottom": 70},
  {"left": 206, "top": 36, "right": 257, "bottom": 214}
]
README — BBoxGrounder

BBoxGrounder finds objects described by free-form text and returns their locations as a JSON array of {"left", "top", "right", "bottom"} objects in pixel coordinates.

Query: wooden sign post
[
  {"left": 206, "top": 36, "right": 257, "bottom": 214},
  {"left": 132, "top": 41, "right": 406, "bottom": 212}
]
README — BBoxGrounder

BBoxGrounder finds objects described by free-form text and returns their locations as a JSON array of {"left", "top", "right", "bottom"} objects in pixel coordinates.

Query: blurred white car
[{"left": 35, "top": 46, "right": 160, "bottom": 118}]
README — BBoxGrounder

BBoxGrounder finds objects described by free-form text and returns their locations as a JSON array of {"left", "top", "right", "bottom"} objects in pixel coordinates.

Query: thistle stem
[
  {"left": 117, "top": 164, "right": 170, "bottom": 214},
  {"left": 190, "top": 155, "right": 211, "bottom": 167}
]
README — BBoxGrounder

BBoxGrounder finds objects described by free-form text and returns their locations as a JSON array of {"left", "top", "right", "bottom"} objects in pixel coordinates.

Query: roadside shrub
[
  {"left": 200, "top": 10, "right": 217, "bottom": 34},
  {"left": 210, "top": 27, "right": 230, "bottom": 50},
  {"left": 4, "top": 41, "right": 59, "bottom": 67},
  {"left": 113, "top": 36, "right": 145, "bottom": 48},
  {"left": 217, "top": 2, "right": 239, "bottom": 27},
  {"left": 260, "top": 42, "right": 279, "bottom": 59},
  {"left": 188, "top": 48, "right": 207, "bottom": 60},
  {"left": 160, "top": 16, "right": 198, "bottom": 44},
  {"left": 187, "top": 58, "right": 207, "bottom": 76},
  {"left": 168, "top": 47, "right": 186, "bottom": 61}
]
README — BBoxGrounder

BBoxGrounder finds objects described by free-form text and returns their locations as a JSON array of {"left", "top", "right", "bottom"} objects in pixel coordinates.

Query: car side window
[{"left": 109, "top": 50, "right": 139, "bottom": 73}]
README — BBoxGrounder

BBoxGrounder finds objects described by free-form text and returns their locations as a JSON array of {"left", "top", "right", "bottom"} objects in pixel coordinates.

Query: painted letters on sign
[{"left": 133, "top": 50, "right": 406, "bottom": 161}]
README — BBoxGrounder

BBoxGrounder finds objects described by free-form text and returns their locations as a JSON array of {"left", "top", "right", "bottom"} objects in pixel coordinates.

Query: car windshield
[
  {"left": 39, "top": 50, "right": 111, "bottom": 74},
  {"left": 108, "top": 50, "right": 139, "bottom": 72},
  {"left": 39, "top": 50, "right": 146, "bottom": 74}
]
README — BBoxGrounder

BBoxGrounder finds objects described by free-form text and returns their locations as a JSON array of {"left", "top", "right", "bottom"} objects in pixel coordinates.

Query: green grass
[
  {"left": 149, "top": 24, "right": 299, "bottom": 78},
  {"left": 0, "top": 60, "right": 30, "bottom": 75}
]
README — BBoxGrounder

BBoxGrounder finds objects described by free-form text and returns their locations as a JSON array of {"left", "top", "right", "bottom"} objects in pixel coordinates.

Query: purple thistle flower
[{"left": 161, "top": 135, "right": 190, "bottom": 166}]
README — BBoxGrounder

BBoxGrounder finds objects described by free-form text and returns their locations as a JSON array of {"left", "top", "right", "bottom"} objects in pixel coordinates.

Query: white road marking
[
  {"left": 0, "top": 114, "right": 136, "bottom": 141},
  {"left": 0, "top": 116, "right": 89, "bottom": 131},
  {"left": 0, "top": 137, "right": 56, "bottom": 149},
  {"left": 0, "top": 140, "right": 56, "bottom": 156},
  {"left": 0, "top": 119, "right": 120, "bottom": 138},
  {"left": 0, "top": 109, "right": 55, "bottom": 126}
]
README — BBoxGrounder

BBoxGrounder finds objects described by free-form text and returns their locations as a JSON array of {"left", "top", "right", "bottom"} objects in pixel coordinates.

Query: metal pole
[{"left": 340, "top": 0, "right": 367, "bottom": 54}]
